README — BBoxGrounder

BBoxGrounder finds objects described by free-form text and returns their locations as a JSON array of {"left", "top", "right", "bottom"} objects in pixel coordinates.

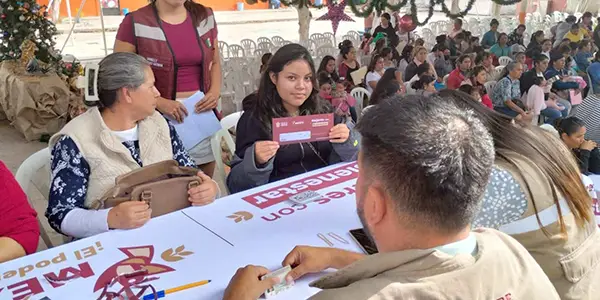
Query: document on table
[{"left": 170, "top": 91, "right": 221, "bottom": 150}]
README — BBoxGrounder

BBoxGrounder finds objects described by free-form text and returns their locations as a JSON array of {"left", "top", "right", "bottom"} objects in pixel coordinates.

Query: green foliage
[{"left": 0, "top": 0, "right": 61, "bottom": 64}]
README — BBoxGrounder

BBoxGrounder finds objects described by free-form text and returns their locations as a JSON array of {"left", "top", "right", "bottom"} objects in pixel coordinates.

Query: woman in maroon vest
[{"left": 114, "top": 0, "right": 221, "bottom": 176}]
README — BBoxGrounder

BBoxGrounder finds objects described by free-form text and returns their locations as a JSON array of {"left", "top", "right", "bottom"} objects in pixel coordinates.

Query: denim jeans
[
  {"left": 494, "top": 106, "right": 519, "bottom": 118},
  {"left": 540, "top": 107, "right": 563, "bottom": 124}
]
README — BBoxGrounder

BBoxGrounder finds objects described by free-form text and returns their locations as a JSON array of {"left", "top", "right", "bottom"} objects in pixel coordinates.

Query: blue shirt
[
  {"left": 46, "top": 122, "right": 196, "bottom": 234},
  {"left": 491, "top": 77, "right": 521, "bottom": 108},
  {"left": 481, "top": 31, "right": 498, "bottom": 48},
  {"left": 489, "top": 44, "right": 512, "bottom": 58},
  {"left": 574, "top": 51, "right": 593, "bottom": 72},
  {"left": 589, "top": 62, "right": 600, "bottom": 93}
]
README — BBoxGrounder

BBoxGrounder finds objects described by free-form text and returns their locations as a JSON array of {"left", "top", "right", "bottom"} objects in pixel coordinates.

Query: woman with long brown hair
[
  {"left": 439, "top": 89, "right": 600, "bottom": 300},
  {"left": 114, "top": 0, "right": 221, "bottom": 176}
]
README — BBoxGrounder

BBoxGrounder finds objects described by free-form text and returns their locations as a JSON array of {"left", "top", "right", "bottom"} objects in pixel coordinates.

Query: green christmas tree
[{"left": 0, "top": 0, "right": 61, "bottom": 65}]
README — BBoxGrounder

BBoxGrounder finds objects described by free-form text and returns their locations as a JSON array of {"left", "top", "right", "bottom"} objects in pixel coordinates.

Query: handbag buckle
[
  {"left": 188, "top": 180, "right": 200, "bottom": 189},
  {"left": 141, "top": 190, "right": 152, "bottom": 205}
]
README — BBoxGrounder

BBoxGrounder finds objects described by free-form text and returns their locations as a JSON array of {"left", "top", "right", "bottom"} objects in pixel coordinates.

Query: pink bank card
[{"left": 272, "top": 114, "right": 334, "bottom": 145}]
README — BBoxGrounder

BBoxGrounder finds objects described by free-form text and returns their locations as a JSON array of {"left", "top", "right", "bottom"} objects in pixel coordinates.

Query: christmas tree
[{"left": 0, "top": 0, "right": 61, "bottom": 65}]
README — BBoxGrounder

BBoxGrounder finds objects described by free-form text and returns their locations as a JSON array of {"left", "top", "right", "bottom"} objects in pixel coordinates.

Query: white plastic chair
[
  {"left": 228, "top": 44, "right": 246, "bottom": 58},
  {"left": 498, "top": 56, "right": 513, "bottom": 66},
  {"left": 218, "top": 41, "right": 229, "bottom": 59},
  {"left": 257, "top": 37, "right": 272, "bottom": 44},
  {"left": 15, "top": 148, "right": 56, "bottom": 248},
  {"left": 240, "top": 39, "right": 257, "bottom": 56},
  {"left": 484, "top": 81, "right": 497, "bottom": 96},
  {"left": 493, "top": 66, "right": 505, "bottom": 80},
  {"left": 210, "top": 111, "right": 243, "bottom": 196},
  {"left": 350, "top": 87, "right": 370, "bottom": 117},
  {"left": 271, "top": 36, "right": 285, "bottom": 46},
  {"left": 323, "top": 32, "right": 336, "bottom": 45},
  {"left": 257, "top": 41, "right": 274, "bottom": 52}
]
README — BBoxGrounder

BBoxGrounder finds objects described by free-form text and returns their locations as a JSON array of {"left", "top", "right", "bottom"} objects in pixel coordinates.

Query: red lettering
[
  {"left": 315, "top": 197, "right": 331, "bottom": 205},
  {"left": 279, "top": 208, "right": 295, "bottom": 216},
  {"left": 261, "top": 213, "right": 281, "bottom": 222},
  {"left": 43, "top": 262, "right": 94, "bottom": 288},
  {"left": 344, "top": 186, "right": 356, "bottom": 195},
  {"left": 7, "top": 278, "right": 43, "bottom": 300},
  {"left": 242, "top": 163, "right": 358, "bottom": 209},
  {"left": 292, "top": 204, "right": 308, "bottom": 210},
  {"left": 326, "top": 191, "right": 346, "bottom": 199}
]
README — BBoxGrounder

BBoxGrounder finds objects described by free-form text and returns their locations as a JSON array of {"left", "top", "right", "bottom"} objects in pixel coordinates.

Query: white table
[{"left": 0, "top": 162, "right": 363, "bottom": 300}]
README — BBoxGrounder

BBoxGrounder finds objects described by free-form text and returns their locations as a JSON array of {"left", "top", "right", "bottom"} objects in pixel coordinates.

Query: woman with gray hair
[{"left": 46, "top": 52, "right": 219, "bottom": 239}]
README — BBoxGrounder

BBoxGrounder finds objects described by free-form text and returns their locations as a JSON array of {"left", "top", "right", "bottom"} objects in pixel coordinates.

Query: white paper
[{"left": 170, "top": 91, "right": 221, "bottom": 150}]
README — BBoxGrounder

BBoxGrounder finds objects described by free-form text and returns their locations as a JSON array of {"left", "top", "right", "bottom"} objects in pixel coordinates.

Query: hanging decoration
[
  {"left": 316, "top": 0, "right": 355, "bottom": 36},
  {"left": 350, "top": 0, "right": 521, "bottom": 27}
]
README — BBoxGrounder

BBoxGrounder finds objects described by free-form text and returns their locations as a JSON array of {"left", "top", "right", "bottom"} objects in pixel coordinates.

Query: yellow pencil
[{"left": 143, "top": 280, "right": 211, "bottom": 299}]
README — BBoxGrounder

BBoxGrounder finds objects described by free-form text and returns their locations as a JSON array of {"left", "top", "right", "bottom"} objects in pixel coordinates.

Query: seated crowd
[{"left": 2, "top": 11, "right": 600, "bottom": 300}]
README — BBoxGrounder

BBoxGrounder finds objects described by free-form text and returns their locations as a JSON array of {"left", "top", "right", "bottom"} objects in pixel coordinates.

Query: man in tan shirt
[{"left": 223, "top": 95, "right": 560, "bottom": 300}]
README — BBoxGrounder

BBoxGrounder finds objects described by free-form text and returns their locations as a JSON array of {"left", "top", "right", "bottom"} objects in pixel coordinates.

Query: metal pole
[
  {"left": 98, "top": 0, "right": 108, "bottom": 56},
  {"left": 65, "top": 0, "right": 75, "bottom": 46},
  {"left": 60, "top": 0, "right": 87, "bottom": 53}
]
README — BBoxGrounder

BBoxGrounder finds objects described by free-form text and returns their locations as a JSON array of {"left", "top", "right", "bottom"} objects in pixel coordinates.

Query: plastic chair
[
  {"left": 350, "top": 87, "right": 370, "bottom": 117},
  {"left": 498, "top": 56, "right": 513, "bottom": 66},
  {"left": 484, "top": 80, "right": 497, "bottom": 96},
  {"left": 493, "top": 66, "right": 505, "bottom": 80},
  {"left": 15, "top": 148, "right": 56, "bottom": 249},
  {"left": 210, "top": 111, "right": 243, "bottom": 196},
  {"left": 228, "top": 44, "right": 246, "bottom": 58},
  {"left": 240, "top": 39, "right": 257, "bottom": 56},
  {"left": 218, "top": 41, "right": 229, "bottom": 59},
  {"left": 257, "top": 37, "right": 272, "bottom": 45},
  {"left": 271, "top": 36, "right": 285, "bottom": 46}
]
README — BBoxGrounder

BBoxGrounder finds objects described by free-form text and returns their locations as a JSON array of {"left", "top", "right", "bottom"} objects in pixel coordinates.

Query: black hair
[
  {"left": 498, "top": 33, "right": 509, "bottom": 43},
  {"left": 367, "top": 54, "right": 383, "bottom": 73},
  {"left": 380, "top": 47, "right": 392, "bottom": 58},
  {"left": 555, "top": 117, "right": 586, "bottom": 136},
  {"left": 317, "top": 55, "right": 339, "bottom": 81},
  {"left": 416, "top": 62, "right": 431, "bottom": 77},
  {"left": 317, "top": 70, "right": 334, "bottom": 87},
  {"left": 360, "top": 33, "right": 372, "bottom": 50},
  {"left": 531, "top": 30, "right": 544, "bottom": 43},
  {"left": 414, "top": 38, "right": 425, "bottom": 46},
  {"left": 434, "top": 43, "right": 448, "bottom": 52},
  {"left": 455, "top": 32, "right": 466, "bottom": 40},
  {"left": 254, "top": 44, "right": 328, "bottom": 132},
  {"left": 516, "top": 24, "right": 526, "bottom": 32},
  {"left": 458, "top": 84, "right": 476, "bottom": 95},
  {"left": 456, "top": 54, "right": 472, "bottom": 65},
  {"left": 242, "top": 91, "right": 258, "bottom": 111},
  {"left": 469, "top": 65, "right": 486, "bottom": 82},
  {"left": 369, "top": 80, "right": 400, "bottom": 105},
  {"left": 559, "top": 44, "right": 572, "bottom": 55},
  {"left": 566, "top": 15, "right": 577, "bottom": 23},
  {"left": 571, "top": 23, "right": 580, "bottom": 30},
  {"left": 435, "top": 35, "right": 447, "bottom": 44},
  {"left": 381, "top": 12, "right": 391, "bottom": 23},
  {"left": 357, "top": 93, "right": 495, "bottom": 232},
  {"left": 490, "top": 19, "right": 499, "bottom": 27},
  {"left": 400, "top": 45, "right": 414, "bottom": 61},
  {"left": 412, "top": 74, "right": 435, "bottom": 90},
  {"left": 260, "top": 53, "right": 273, "bottom": 73},
  {"left": 338, "top": 39, "right": 353, "bottom": 50},
  {"left": 454, "top": 18, "right": 463, "bottom": 26},
  {"left": 533, "top": 54, "right": 549, "bottom": 65},
  {"left": 152, "top": 0, "right": 207, "bottom": 27},
  {"left": 340, "top": 45, "right": 355, "bottom": 60}
]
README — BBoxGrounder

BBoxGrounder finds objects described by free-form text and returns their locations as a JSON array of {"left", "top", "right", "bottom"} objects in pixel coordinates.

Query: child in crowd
[
  {"left": 359, "top": 32, "right": 372, "bottom": 55},
  {"left": 411, "top": 75, "right": 437, "bottom": 97},
  {"left": 331, "top": 79, "right": 358, "bottom": 122}
]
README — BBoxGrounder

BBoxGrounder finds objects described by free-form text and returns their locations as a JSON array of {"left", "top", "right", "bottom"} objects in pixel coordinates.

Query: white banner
[{"left": 0, "top": 163, "right": 363, "bottom": 300}]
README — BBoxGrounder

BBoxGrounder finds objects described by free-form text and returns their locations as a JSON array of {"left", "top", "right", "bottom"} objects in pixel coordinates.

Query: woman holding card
[
  {"left": 46, "top": 53, "right": 219, "bottom": 239},
  {"left": 227, "top": 44, "right": 360, "bottom": 193},
  {"left": 114, "top": 0, "right": 221, "bottom": 176}
]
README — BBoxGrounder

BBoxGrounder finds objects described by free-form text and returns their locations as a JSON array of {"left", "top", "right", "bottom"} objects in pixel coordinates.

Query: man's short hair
[
  {"left": 457, "top": 54, "right": 471, "bottom": 64},
  {"left": 356, "top": 95, "right": 495, "bottom": 232},
  {"left": 566, "top": 15, "right": 577, "bottom": 23}
]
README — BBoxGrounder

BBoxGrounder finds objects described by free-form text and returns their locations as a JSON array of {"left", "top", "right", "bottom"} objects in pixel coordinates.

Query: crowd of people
[{"left": 2, "top": 2, "right": 600, "bottom": 299}]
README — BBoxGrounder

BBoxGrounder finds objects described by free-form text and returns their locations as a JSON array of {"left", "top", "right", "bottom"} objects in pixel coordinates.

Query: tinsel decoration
[
  {"left": 351, "top": 0, "right": 519, "bottom": 27},
  {"left": 316, "top": 0, "right": 355, "bottom": 36},
  {"left": 245, "top": 0, "right": 325, "bottom": 9}
]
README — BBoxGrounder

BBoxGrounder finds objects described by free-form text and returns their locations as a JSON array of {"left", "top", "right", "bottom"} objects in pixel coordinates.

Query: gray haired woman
[{"left": 46, "top": 52, "right": 218, "bottom": 239}]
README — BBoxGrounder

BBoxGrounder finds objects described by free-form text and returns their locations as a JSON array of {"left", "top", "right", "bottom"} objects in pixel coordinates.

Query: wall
[{"left": 38, "top": 0, "right": 270, "bottom": 18}]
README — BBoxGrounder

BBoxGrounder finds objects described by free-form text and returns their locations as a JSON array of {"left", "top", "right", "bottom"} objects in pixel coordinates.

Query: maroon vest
[{"left": 130, "top": 4, "right": 216, "bottom": 100}]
